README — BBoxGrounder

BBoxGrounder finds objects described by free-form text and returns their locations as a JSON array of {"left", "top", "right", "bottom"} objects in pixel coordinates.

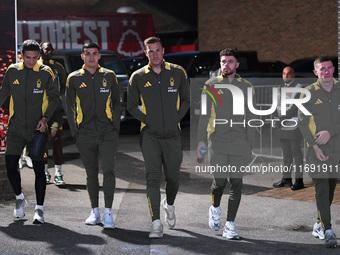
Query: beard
[{"left": 222, "top": 69, "right": 236, "bottom": 76}]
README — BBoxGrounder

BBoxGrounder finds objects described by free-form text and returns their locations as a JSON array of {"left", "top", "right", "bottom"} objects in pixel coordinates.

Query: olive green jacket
[
  {"left": 66, "top": 65, "right": 120, "bottom": 138},
  {"left": 0, "top": 61, "right": 59, "bottom": 137}
]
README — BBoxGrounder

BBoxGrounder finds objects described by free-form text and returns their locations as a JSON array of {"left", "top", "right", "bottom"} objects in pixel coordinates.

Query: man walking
[
  {"left": 127, "top": 36, "right": 190, "bottom": 238},
  {"left": 197, "top": 48, "right": 256, "bottom": 240},
  {"left": 0, "top": 39, "right": 59, "bottom": 224},
  {"left": 66, "top": 42, "right": 120, "bottom": 229},
  {"left": 298, "top": 56, "right": 339, "bottom": 248},
  {"left": 39, "top": 41, "right": 67, "bottom": 185}
]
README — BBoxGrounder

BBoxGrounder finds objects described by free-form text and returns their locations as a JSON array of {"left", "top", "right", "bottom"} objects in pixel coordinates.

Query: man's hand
[
  {"left": 315, "top": 130, "right": 330, "bottom": 145},
  {"left": 313, "top": 144, "right": 329, "bottom": 161},
  {"left": 36, "top": 117, "right": 48, "bottom": 133},
  {"left": 197, "top": 141, "right": 206, "bottom": 159}
]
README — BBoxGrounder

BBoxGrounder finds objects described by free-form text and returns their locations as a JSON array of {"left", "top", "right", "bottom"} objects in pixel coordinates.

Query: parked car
[
  {"left": 121, "top": 56, "right": 148, "bottom": 76},
  {"left": 259, "top": 60, "right": 286, "bottom": 73},
  {"left": 51, "top": 49, "right": 130, "bottom": 122}
]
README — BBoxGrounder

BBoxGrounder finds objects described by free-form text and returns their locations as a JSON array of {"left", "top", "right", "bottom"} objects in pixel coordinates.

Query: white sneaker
[
  {"left": 85, "top": 208, "right": 100, "bottom": 225},
  {"left": 18, "top": 158, "right": 23, "bottom": 169},
  {"left": 312, "top": 222, "right": 325, "bottom": 240},
  {"left": 102, "top": 209, "right": 115, "bottom": 229},
  {"left": 13, "top": 199, "right": 27, "bottom": 218},
  {"left": 209, "top": 205, "right": 221, "bottom": 231},
  {"left": 33, "top": 209, "right": 45, "bottom": 224},
  {"left": 149, "top": 219, "right": 163, "bottom": 238},
  {"left": 223, "top": 221, "right": 240, "bottom": 240},
  {"left": 45, "top": 173, "right": 51, "bottom": 183},
  {"left": 162, "top": 199, "right": 176, "bottom": 229},
  {"left": 54, "top": 175, "right": 65, "bottom": 186},
  {"left": 23, "top": 156, "right": 33, "bottom": 168}
]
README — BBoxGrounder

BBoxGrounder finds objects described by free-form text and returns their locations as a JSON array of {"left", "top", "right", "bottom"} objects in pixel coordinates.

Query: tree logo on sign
[{"left": 117, "top": 29, "right": 144, "bottom": 57}]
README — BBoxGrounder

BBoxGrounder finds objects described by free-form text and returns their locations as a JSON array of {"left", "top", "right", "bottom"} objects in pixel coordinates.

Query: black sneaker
[{"left": 273, "top": 179, "right": 292, "bottom": 188}]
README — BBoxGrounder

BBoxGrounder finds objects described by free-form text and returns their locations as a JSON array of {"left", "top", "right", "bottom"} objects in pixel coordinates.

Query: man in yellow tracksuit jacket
[
  {"left": 66, "top": 42, "right": 120, "bottom": 229},
  {"left": 0, "top": 39, "right": 59, "bottom": 224},
  {"left": 197, "top": 48, "right": 256, "bottom": 240},
  {"left": 127, "top": 37, "right": 190, "bottom": 238},
  {"left": 298, "top": 56, "right": 339, "bottom": 248}
]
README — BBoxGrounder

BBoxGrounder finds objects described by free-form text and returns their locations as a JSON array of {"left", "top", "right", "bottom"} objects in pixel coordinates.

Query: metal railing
[{"left": 249, "top": 85, "right": 306, "bottom": 166}]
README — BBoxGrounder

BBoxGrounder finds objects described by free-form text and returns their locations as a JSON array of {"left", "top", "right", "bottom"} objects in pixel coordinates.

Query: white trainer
[
  {"left": 13, "top": 199, "right": 27, "bottom": 219},
  {"left": 23, "top": 156, "right": 33, "bottom": 168},
  {"left": 102, "top": 208, "right": 115, "bottom": 229},
  {"left": 162, "top": 199, "right": 176, "bottom": 229},
  {"left": 85, "top": 208, "right": 100, "bottom": 225},
  {"left": 54, "top": 175, "right": 65, "bottom": 186},
  {"left": 209, "top": 205, "right": 221, "bottom": 231},
  {"left": 33, "top": 209, "right": 45, "bottom": 224},
  {"left": 223, "top": 221, "right": 240, "bottom": 240},
  {"left": 312, "top": 222, "right": 325, "bottom": 240},
  {"left": 149, "top": 219, "right": 163, "bottom": 238},
  {"left": 18, "top": 158, "right": 23, "bottom": 169}
]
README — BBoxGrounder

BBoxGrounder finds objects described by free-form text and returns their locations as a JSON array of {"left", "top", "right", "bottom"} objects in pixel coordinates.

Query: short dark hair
[
  {"left": 22, "top": 39, "right": 40, "bottom": 54},
  {"left": 40, "top": 41, "right": 54, "bottom": 50},
  {"left": 144, "top": 36, "right": 163, "bottom": 48},
  {"left": 82, "top": 42, "right": 100, "bottom": 52},
  {"left": 220, "top": 48, "right": 239, "bottom": 61},
  {"left": 314, "top": 56, "right": 333, "bottom": 69}
]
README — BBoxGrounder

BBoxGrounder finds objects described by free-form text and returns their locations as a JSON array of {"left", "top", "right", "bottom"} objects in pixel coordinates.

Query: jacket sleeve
[
  {"left": 65, "top": 75, "right": 78, "bottom": 139},
  {"left": 178, "top": 69, "right": 190, "bottom": 121},
  {"left": 57, "top": 62, "right": 67, "bottom": 96},
  {"left": 110, "top": 73, "right": 121, "bottom": 132},
  {"left": 127, "top": 72, "right": 147, "bottom": 124},
  {"left": 197, "top": 82, "right": 212, "bottom": 143},
  {"left": 43, "top": 67, "right": 60, "bottom": 119},
  {"left": 0, "top": 67, "right": 12, "bottom": 107},
  {"left": 327, "top": 124, "right": 340, "bottom": 137},
  {"left": 298, "top": 92, "right": 315, "bottom": 147}
]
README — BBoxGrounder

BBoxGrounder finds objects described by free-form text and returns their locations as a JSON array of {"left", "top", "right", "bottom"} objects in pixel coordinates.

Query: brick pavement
[{"left": 254, "top": 181, "right": 340, "bottom": 205}]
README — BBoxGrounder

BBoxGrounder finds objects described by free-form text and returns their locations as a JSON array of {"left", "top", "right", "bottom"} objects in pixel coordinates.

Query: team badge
[
  {"left": 37, "top": 79, "right": 42, "bottom": 88},
  {"left": 103, "top": 78, "right": 107, "bottom": 87},
  {"left": 170, "top": 77, "right": 174, "bottom": 87}
]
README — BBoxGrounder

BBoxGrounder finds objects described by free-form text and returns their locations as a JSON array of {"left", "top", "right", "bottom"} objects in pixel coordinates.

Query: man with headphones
[{"left": 39, "top": 41, "right": 67, "bottom": 186}]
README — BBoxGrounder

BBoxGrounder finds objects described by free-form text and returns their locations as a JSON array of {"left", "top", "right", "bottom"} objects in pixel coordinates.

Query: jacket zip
[
  {"left": 91, "top": 74, "right": 98, "bottom": 133},
  {"left": 156, "top": 72, "right": 165, "bottom": 137},
  {"left": 25, "top": 69, "right": 28, "bottom": 136}
]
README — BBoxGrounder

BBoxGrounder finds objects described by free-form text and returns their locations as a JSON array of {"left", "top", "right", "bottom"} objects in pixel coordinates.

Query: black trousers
[
  {"left": 6, "top": 155, "right": 45, "bottom": 205},
  {"left": 280, "top": 138, "right": 303, "bottom": 180}
]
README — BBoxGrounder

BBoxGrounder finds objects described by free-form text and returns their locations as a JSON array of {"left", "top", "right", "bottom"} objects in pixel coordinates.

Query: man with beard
[
  {"left": 273, "top": 66, "right": 304, "bottom": 190},
  {"left": 197, "top": 48, "right": 256, "bottom": 240}
]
